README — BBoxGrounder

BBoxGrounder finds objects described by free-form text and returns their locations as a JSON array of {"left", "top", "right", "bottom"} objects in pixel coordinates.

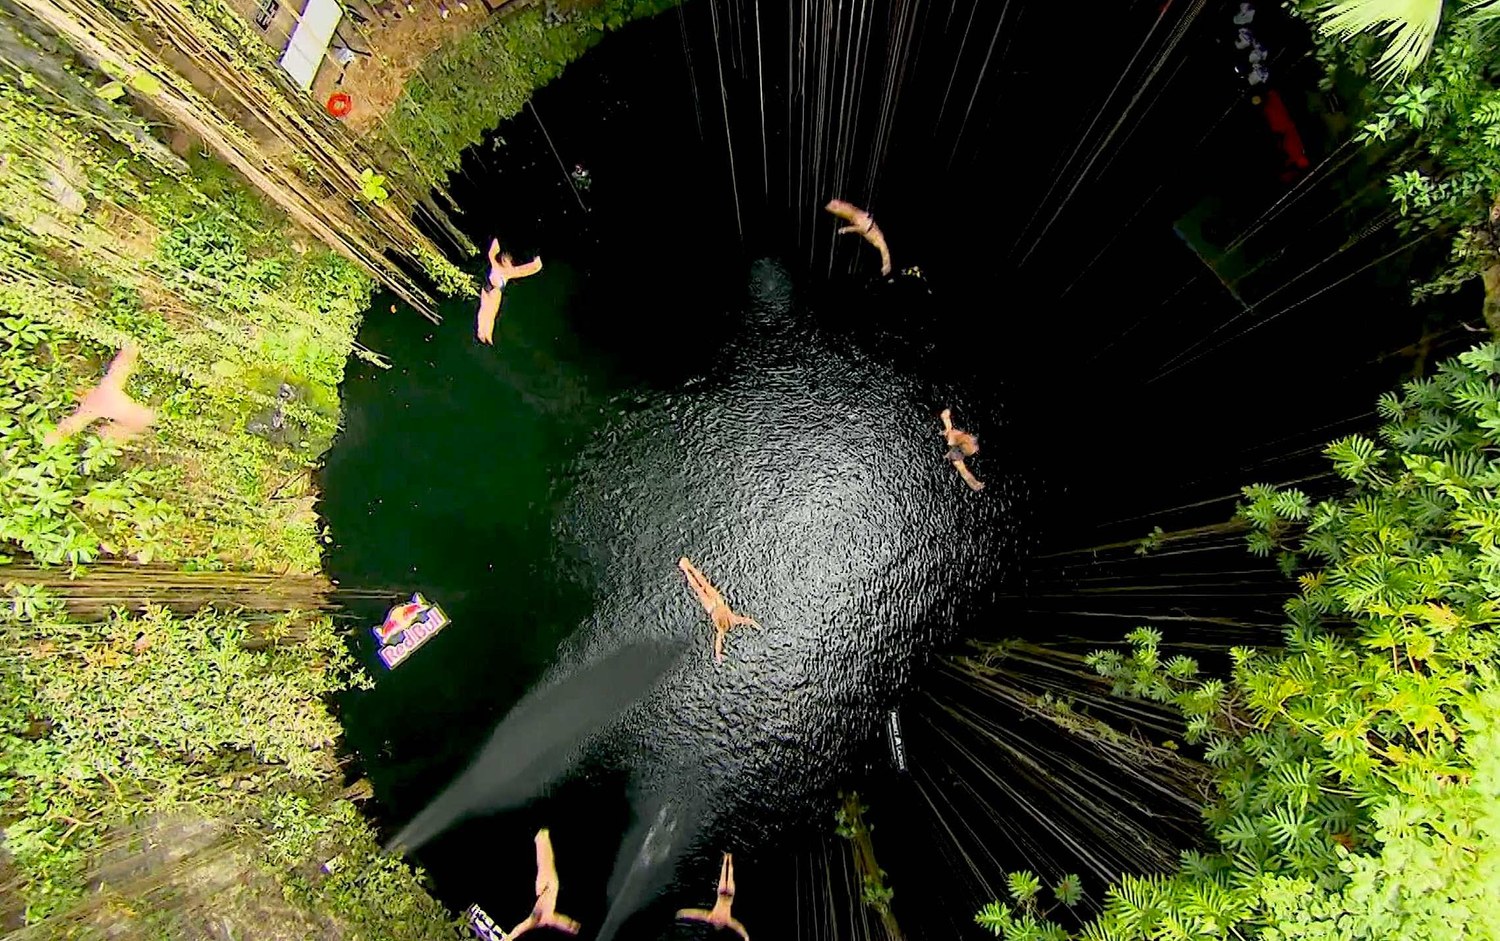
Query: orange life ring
[{"left": 326, "top": 92, "right": 353, "bottom": 118}]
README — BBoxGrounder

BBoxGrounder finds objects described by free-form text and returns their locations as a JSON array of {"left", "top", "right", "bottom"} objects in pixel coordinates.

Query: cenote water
[{"left": 320, "top": 1, "right": 1461, "bottom": 938}]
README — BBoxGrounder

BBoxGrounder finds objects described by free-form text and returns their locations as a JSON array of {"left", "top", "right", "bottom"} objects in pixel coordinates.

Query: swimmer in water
[
  {"left": 677, "top": 853, "right": 750, "bottom": 941},
  {"left": 477, "top": 238, "right": 544, "bottom": 345},
  {"left": 678, "top": 558, "right": 760, "bottom": 663},
  {"left": 825, "top": 198, "right": 892, "bottom": 275},
  {"left": 940, "top": 408, "right": 984, "bottom": 492},
  {"left": 508, "top": 829, "right": 581, "bottom": 939},
  {"left": 45, "top": 343, "right": 156, "bottom": 446}
]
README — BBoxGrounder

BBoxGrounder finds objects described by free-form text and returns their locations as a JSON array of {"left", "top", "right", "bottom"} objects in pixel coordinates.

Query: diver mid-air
[
  {"left": 940, "top": 408, "right": 984, "bottom": 492},
  {"left": 825, "top": 198, "right": 892, "bottom": 275},
  {"left": 678, "top": 558, "right": 760, "bottom": 663},
  {"left": 507, "top": 829, "right": 582, "bottom": 939},
  {"left": 45, "top": 343, "right": 156, "bottom": 445},
  {"left": 477, "top": 238, "right": 544, "bottom": 345},
  {"left": 677, "top": 853, "right": 751, "bottom": 941}
]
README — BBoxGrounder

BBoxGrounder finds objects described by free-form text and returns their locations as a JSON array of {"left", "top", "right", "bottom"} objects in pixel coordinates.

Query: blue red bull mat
[{"left": 372, "top": 592, "right": 451, "bottom": 669}]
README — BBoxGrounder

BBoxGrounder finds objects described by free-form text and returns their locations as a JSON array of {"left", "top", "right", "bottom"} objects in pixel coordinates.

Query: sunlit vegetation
[
  {"left": 977, "top": 342, "right": 1500, "bottom": 939},
  {"left": 0, "top": 589, "right": 455, "bottom": 936},
  {"left": 373, "top": 0, "right": 682, "bottom": 191},
  {"left": 2, "top": 0, "right": 700, "bottom": 931},
  {"left": 1297, "top": 0, "right": 1500, "bottom": 328}
]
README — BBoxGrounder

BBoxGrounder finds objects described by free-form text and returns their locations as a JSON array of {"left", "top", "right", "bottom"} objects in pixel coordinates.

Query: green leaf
[
  {"left": 1006, "top": 870, "right": 1042, "bottom": 905},
  {"left": 128, "top": 72, "right": 163, "bottom": 95},
  {"left": 96, "top": 81, "right": 126, "bottom": 101},
  {"left": 1053, "top": 874, "right": 1083, "bottom": 907}
]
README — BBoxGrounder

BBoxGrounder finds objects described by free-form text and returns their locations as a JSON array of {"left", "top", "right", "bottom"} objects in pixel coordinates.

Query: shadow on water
[{"left": 388, "top": 637, "right": 690, "bottom": 854}]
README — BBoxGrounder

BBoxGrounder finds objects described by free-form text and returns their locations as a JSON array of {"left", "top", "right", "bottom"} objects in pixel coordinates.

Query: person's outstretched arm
[
  {"left": 677, "top": 908, "right": 715, "bottom": 924},
  {"left": 509, "top": 256, "right": 543, "bottom": 279},
  {"left": 538, "top": 910, "right": 581, "bottom": 934},
  {"left": 730, "top": 612, "right": 759, "bottom": 629},
  {"left": 940, "top": 408, "right": 954, "bottom": 434},
  {"left": 101, "top": 344, "right": 140, "bottom": 391},
  {"left": 727, "top": 917, "right": 751, "bottom": 941}
]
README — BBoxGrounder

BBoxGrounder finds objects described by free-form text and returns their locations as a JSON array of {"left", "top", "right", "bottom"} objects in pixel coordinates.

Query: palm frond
[
  {"left": 1313, "top": 0, "right": 1445, "bottom": 80},
  {"left": 1461, "top": 0, "right": 1500, "bottom": 20}
]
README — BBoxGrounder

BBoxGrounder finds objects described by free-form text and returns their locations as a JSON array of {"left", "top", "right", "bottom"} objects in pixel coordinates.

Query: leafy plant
[
  {"left": 357, "top": 167, "right": 389, "bottom": 204},
  {"left": 979, "top": 341, "right": 1500, "bottom": 939},
  {"left": 1294, "top": 1, "right": 1500, "bottom": 326}
]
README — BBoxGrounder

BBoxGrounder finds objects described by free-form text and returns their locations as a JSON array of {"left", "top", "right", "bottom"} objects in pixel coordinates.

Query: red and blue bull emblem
[{"left": 373, "top": 593, "right": 450, "bottom": 669}]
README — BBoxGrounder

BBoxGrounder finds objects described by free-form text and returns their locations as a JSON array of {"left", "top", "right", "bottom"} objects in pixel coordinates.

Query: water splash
[{"left": 596, "top": 783, "right": 709, "bottom": 941}]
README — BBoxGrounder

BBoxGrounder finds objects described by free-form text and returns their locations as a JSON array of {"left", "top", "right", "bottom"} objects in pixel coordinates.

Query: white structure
[{"left": 278, "top": 0, "right": 343, "bottom": 92}]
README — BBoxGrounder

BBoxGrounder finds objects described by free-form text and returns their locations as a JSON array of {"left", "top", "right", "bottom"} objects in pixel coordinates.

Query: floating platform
[
  {"left": 886, "top": 708, "right": 908, "bottom": 773},
  {"left": 372, "top": 592, "right": 451, "bottom": 669},
  {"left": 466, "top": 903, "right": 504, "bottom": 941}
]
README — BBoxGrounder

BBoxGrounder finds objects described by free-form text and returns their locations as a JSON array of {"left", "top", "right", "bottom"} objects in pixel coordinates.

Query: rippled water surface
[{"left": 322, "top": 254, "right": 1024, "bottom": 933}]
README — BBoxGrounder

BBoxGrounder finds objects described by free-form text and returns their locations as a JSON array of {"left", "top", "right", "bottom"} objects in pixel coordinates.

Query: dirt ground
[{"left": 313, "top": 0, "right": 527, "bottom": 137}]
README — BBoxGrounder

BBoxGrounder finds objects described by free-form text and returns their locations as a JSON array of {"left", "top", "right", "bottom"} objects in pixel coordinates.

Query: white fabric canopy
[{"left": 278, "top": 0, "right": 344, "bottom": 92}]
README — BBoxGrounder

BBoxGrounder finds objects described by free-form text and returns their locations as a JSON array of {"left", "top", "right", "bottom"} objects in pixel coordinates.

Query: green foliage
[
  {"left": 1306, "top": 0, "right": 1444, "bottom": 80},
  {"left": 0, "top": 589, "right": 452, "bottom": 934},
  {"left": 0, "top": 76, "right": 370, "bottom": 569},
  {"left": 983, "top": 341, "right": 1500, "bottom": 939},
  {"left": 1295, "top": 1, "right": 1500, "bottom": 304},
  {"left": 977, "top": 871, "right": 1084, "bottom": 940},
  {"left": 0, "top": 592, "right": 338, "bottom": 916},
  {"left": 256, "top": 792, "right": 458, "bottom": 939},
  {"left": 357, "top": 168, "right": 390, "bottom": 204},
  {"left": 374, "top": 0, "right": 681, "bottom": 192}
]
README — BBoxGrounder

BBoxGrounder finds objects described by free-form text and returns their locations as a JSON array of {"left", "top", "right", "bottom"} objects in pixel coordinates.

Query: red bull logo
[{"left": 373, "top": 593, "right": 450, "bottom": 669}]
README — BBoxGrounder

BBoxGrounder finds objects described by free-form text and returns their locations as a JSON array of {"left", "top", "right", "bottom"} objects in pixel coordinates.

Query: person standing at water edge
[
  {"left": 940, "top": 408, "right": 984, "bottom": 491},
  {"left": 507, "top": 829, "right": 581, "bottom": 938},
  {"left": 477, "top": 238, "right": 544, "bottom": 345},
  {"left": 677, "top": 853, "right": 751, "bottom": 941},
  {"left": 678, "top": 557, "right": 760, "bottom": 663},
  {"left": 45, "top": 343, "right": 156, "bottom": 445},
  {"left": 825, "top": 198, "right": 892, "bottom": 275}
]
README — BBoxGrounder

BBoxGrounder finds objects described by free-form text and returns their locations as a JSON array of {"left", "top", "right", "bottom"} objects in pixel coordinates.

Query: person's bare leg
[
  {"left": 955, "top": 459, "right": 985, "bottom": 491},
  {"left": 679, "top": 558, "right": 721, "bottom": 615},
  {"left": 723, "top": 853, "right": 735, "bottom": 899},
  {"left": 875, "top": 238, "right": 892, "bottom": 276},
  {"left": 730, "top": 613, "right": 760, "bottom": 629},
  {"left": 535, "top": 830, "right": 556, "bottom": 896},
  {"left": 477, "top": 286, "right": 502, "bottom": 344},
  {"left": 940, "top": 409, "right": 954, "bottom": 434},
  {"left": 509, "top": 914, "right": 539, "bottom": 939},
  {"left": 45, "top": 403, "right": 100, "bottom": 445},
  {"left": 714, "top": 625, "right": 727, "bottom": 663}
]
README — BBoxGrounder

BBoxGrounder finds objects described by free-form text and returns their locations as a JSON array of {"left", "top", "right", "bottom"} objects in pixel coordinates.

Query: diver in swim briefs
[
  {"left": 678, "top": 557, "right": 760, "bottom": 663},
  {"left": 507, "top": 829, "right": 581, "bottom": 939},
  {"left": 677, "top": 853, "right": 750, "bottom": 941},
  {"left": 824, "top": 198, "right": 893, "bottom": 276},
  {"left": 940, "top": 408, "right": 984, "bottom": 492},
  {"left": 477, "top": 238, "right": 544, "bottom": 345},
  {"left": 45, "top": 343, "right": 156, "bottom": 446}
]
